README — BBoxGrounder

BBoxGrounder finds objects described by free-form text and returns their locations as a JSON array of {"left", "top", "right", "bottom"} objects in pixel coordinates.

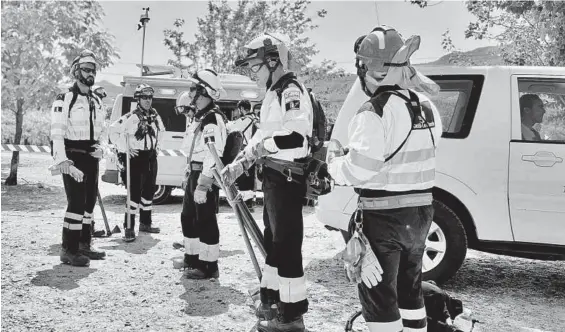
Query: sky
[{"left": 97, "top": 0, "right": 497, "bottom": 85}]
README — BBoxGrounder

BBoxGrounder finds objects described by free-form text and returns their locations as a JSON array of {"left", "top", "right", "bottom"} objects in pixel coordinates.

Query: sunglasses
[
  {"left": 81, "top": 67, "right": 97, "bottom": 74},
  {"left": 139, "top": 95, "right": 153, "bottom": 100},
  {"left": 249, "top": 62, "right": 265, "bottom": 74}
]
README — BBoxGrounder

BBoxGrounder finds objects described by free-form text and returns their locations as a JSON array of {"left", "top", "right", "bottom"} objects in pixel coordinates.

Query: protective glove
[
  {"left": 360, "top": 244, "right": 383, "bottom": 288},
  {"left": 181, "top": 164, "right": 191, "bottom": 191},
  {"left": 221, "top": 159, "right": 245, "bottom": 187},
  {"left": 242, "top": 137, "right": 278, "bottom": 163},
  {"left": 194, "top": 174, "right": 214, "bottom": 204}
]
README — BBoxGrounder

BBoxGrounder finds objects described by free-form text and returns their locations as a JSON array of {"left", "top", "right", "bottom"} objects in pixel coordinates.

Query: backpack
[
  {"left": 199, "top": 109, "right": 244, "bottom": 166},
  {"left": 275, "top": 77, "right": 327, "bottom": 154}
]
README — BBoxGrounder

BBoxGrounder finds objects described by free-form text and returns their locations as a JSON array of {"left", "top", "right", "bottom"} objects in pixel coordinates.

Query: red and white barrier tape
[{"left": 1, "top": 144, "right": 187, "bottom": 157}]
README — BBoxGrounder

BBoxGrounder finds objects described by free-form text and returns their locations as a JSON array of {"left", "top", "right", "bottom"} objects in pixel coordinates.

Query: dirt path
[{"left": 1, "top": 152, "right": 564, "bottom": 331}]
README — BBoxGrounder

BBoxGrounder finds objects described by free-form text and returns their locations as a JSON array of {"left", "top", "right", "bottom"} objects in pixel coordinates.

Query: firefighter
[
  {"left": 227, "top": 99, "right": 259, "bottom": 211},
  {"left": 109, "top": 84, "right": 164, "bottom": 242},
  {"left": 50, "top": 50, "right": 107, "bottom": 266},
  {"left": 179, "top": 69, "right": 228, "bottom": 280},
  {"left": 328, "top": 26, "right": 443, "bottom": 332},
  {"left": 222, "top": 33, "right": 313, "bottom": 332}
]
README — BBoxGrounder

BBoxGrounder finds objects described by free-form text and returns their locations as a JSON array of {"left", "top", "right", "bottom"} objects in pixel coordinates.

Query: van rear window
[{"left": 424, "top": 75, "right": 484, "bottom": 139}]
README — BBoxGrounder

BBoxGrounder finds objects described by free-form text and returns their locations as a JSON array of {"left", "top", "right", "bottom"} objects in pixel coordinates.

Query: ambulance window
[{"left": 424, "top": 75, "right": 484, "bottom": 139}]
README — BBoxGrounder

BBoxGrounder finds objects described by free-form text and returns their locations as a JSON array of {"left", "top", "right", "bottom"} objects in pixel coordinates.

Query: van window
[
  {"left": 121, "top": 97, "right": 187, "bottom": 132},
  {"left": 424, "top": 75, "right": 484, "bottom": 139},
  {"left": 517, "top": 78, "right": 565, "bottom": 143}
]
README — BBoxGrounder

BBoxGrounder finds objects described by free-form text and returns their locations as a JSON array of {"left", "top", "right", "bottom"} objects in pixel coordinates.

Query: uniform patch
[
  {"left": 285, "top": 100, "right": 300, "bottom": 111},
  {"left": 283, "top": 90, "right": 300, "bottom": 101},
  {"left": 412, "top": 101, "right": 436, "bottom": 129},
  {"left": 54, "top": 106, "right": 63, "bottom": 113}
]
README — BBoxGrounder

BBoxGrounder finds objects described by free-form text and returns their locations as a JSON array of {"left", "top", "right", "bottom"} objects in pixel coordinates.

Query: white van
[
  {"left": 316, "top": 66, "right": 565, "bottom": 283},
  {"left": 101, "top": 74, "right": 264, "bottom": 203}
]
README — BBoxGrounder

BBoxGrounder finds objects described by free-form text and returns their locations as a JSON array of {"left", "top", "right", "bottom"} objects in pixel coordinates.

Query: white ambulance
[{"left": 101, "top": 74, "right": 264, "bottom": 204}]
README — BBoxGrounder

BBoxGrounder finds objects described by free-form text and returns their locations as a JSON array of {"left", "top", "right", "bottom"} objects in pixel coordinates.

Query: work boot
[
  {"left": 256, "top": 302, "right": 279, "bottom": 321},
  {"left": 139, "top": 223, "right": 160, "bottom": 233},
  {"left": 257, "top": 315, "right": 305, "bottom": 332},
  {"left": 123, "top": 228, "right": 136, "bottom": 242},
  {"left": 79, "top": 241, "right": 106, "bottom": 260},
  {"left": 60, "top": 249, "right": 90, "bottom": 267},
  {"left": 91, "top": 221, "right": 106, "bottom": 238},
  {"left": 185, "top": 263, "right": 219, "bottom": 280}
]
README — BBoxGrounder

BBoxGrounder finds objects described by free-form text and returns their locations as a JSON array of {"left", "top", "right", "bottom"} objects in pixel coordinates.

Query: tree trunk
[{"left": 5, "top": 98, "right": 24, "bottom": 186}]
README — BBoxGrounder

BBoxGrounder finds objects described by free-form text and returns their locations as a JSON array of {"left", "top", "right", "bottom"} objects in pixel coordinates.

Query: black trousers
[
  {"left": 260, "top": 167, "right": 308, "bottom": 320},
  {"left": 355, "top": 205, "right": 433, "bottom": 330},
  {"left": 180, "top": 168, "right": 220, "bottom": 270},
  {"left": 120, "top": 150, "right": 158, "bottom": 229},
  {"left": 236, "top": 164, "right": 255, "bottom": 192},
  {"left": 61, "top": 150, "right": 99, "bottom": 252}
]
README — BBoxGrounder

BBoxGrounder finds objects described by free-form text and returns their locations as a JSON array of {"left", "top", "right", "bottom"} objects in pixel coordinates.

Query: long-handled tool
[
  {"left": 96, "top": 189, "right": 120, "bottom": 236},
  {"left": 205, "top": 139, "right": 266, "bottom": 281},
  {"left": 123, "top": 135, "right": 134, "bottom": 241}
]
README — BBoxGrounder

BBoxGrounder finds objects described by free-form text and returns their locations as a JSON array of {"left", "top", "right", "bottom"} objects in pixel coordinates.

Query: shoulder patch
[{"left": 283, "top": 87, "right": 301, "bottom": 111}]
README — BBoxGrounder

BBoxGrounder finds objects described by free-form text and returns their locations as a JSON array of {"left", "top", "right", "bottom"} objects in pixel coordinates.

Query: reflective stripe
[
  {"left": 260, "top": 264, "right": 279, "bottom": 291},
  {"left": 360, "top": 193, "right": 432, "bottom": 210},
  {"left": 371, "top": 30, "right": 386, "bottom": 50},
  {"left": 141, "top": 197, "right": 152, "bottom": 205},
  {"left": 387, "top": 148, "right": 435, "bottom": 165},
  {"left": 400, "top": 307, "right": 427, "bottom": 320},
  {"left": 387, "top": 169, "right": 435, "bottom": 185},
  {"left": 51, "top": 123, "right": 67, "bottom": 130},
  {"left": 82, "top": 217, "right": 92, "bottom": 225},
  {"left": 350, "top": 150, "right": 384, "bottom": 171},
  {"left": 199, "top": 243, "right": 219, "bottom": 262},
  {"left": 403, "top": 327, "right": 427, "bottom": 332},
  {"left": 51, "top": 134, "right": 65, "bottom": 140},
  {"left": 184, "top": 237, "right": 199, "bottom": 255},
  {"left": 139, "top": 205, "right": 152, "bottom": 211},
  {"left": 63, "top": 222, "right": 83, "bottom": 231},
  {"left": 279, "top": 276, "right": 307, "bottom": 303},
  {"left": 128, "top": 201, "right": 138, "bottom": 209},
  {"left": 84, "top": 212, "right": 93, "bottom": 217},
  {"left": 68, "top": 120, "right": 91, "bottom": 127},
  {"left": 367, "top": 319, "right": 403, "bottom": 332},
  {"left": 342, "top": 165, "right": 366, "bottom": 186},
  {"left": 65, "top": 212, "right": 83, "bottom": 221}
]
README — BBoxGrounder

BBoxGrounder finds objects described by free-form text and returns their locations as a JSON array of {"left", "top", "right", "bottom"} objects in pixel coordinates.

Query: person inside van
[
  {"left": 178, "top": 69, "right": 228, "bottom": 280},
  {"left": 520, "top": 94, "right": 546, "bottom": 141}
]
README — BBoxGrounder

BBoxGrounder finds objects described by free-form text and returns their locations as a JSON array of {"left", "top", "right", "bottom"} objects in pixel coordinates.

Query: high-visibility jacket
[
  {"left": 246, "top": 72, "right": 313, "bottom": 162},
  {"left": 109, "top": 106, "right": 165, "bottom": 153},
  {"left": 181, "top": 103, "right": 227, "bottom": 179},
  {"left": 50, "top": 83, "right": 106, "bottom": 164},
  {"left": 329, "top": 86, "right": 442, "bottom": 208}
]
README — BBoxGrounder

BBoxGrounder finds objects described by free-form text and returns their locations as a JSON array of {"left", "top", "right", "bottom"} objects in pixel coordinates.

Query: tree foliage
[
  {"left": 413, "top": 0, "right": 565, "bottom": 66},
  {"left": 163, "top": 0, "right": 327, "bottom": 74},
  {"left": 1, "top": 0, "right": 119, "bottom": 185}
]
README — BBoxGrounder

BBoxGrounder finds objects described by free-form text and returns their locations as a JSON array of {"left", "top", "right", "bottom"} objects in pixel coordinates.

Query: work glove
[
  {"left": 343, "top": 229, "right": 383, "bottom": 288},
  {"left": 327, "top": 139, "right": 349, "bottom": 165},
  {"left": 194, "top": 174, "right": 214, "bottom": 204},
  {"left": 49, "top": 160, "right": 84, "bottom": 182},
  {"left": 181, "top": 164, "right": 191, "bottom": 191}
]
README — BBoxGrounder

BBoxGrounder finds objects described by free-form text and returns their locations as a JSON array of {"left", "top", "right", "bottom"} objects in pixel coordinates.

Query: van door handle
[
  {"left": 521, "top": 151, "right": 563, "bottom": 167},
  {"left": 172, "top": 135, "right": 184, "bottom": 139}
]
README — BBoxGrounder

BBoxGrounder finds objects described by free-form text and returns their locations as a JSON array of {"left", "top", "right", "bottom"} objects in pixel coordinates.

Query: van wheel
[
  {"left": 153, "top": 185, "right": 172, "bottom": 205},
  {"left": 422, "top": 199, "right": 467, "bottom": 284}
]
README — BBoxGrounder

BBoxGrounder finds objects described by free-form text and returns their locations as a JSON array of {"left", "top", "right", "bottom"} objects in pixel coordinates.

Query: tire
[
  {"left": 153, "top": 185, "right": 172, "bottom": 205},
  {"left": 422, "top": 199, "right": 468, "bottom": 284}
]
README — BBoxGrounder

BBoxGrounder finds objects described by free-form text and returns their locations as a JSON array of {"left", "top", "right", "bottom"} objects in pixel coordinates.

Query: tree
[
  {"left": 163, "top": 0, "right": 327, "bottom": 74},
  {"left": 1, "top": 1, "right": 119, "bottom": 185},
  {"left": 413, "top": 0, "right": 565, "bottom": 66}
]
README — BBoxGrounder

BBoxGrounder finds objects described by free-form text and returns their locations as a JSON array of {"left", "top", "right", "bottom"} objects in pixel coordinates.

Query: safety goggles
[
  {"left": 80, "top": 67, "right": 97, "bottom": 75},
  {"left": 249, "top": 62, "right": 265, "bottom": 74}
]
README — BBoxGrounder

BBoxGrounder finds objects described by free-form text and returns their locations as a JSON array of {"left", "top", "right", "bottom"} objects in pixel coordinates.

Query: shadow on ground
[
  {"left": 30, "top": 264, "right": 97, "bottom": 291},
  {"left": 178, "top": 275, "right": 248, "bottom": 317}
]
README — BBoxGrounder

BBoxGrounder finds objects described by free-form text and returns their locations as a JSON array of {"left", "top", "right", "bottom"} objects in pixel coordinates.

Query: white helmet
[
  {"left": 188, "top": 69, "right": 225, "bottom": 101},
  {"left": 235, "top": 32, "right": 292, "bottom": 71},
  {"left": 355, "top": 26, "right": 405, "bottom": 75},
  {"left": 175, "top": 90, "right": 195, "bottom": 115}
]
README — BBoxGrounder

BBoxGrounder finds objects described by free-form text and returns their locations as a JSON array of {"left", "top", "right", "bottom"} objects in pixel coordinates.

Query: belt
[
  {"left": 257, "top": 158, "right": 306, "bottom": 182},
  {"left": 190, "top": 161, "right": 203, "bottom": 171},
  {"left": 359, "top": 192, "right": 432, "bottom": 210}
]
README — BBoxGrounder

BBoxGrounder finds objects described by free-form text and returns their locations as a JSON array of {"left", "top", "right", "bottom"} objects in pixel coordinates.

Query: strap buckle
[{"left": 285, "top": 168, "right": 292, "bottom": 182}]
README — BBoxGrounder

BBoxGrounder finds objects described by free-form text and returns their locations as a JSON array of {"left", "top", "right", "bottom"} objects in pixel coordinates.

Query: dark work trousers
[
  {"left": 61, "top": 147, "right": 99, "bottom": 252},
  {"left": 180, "top": 166, "right": 220, "bottom": 271},
  {"left": 120, "top": 150, "right": 158, "bottom": 230},
  {"left": 355, "top": 205, "right": 433, "bottom": 330},
  {"left": 260, "top": 167, "right": 308, "bottom": 320}
]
